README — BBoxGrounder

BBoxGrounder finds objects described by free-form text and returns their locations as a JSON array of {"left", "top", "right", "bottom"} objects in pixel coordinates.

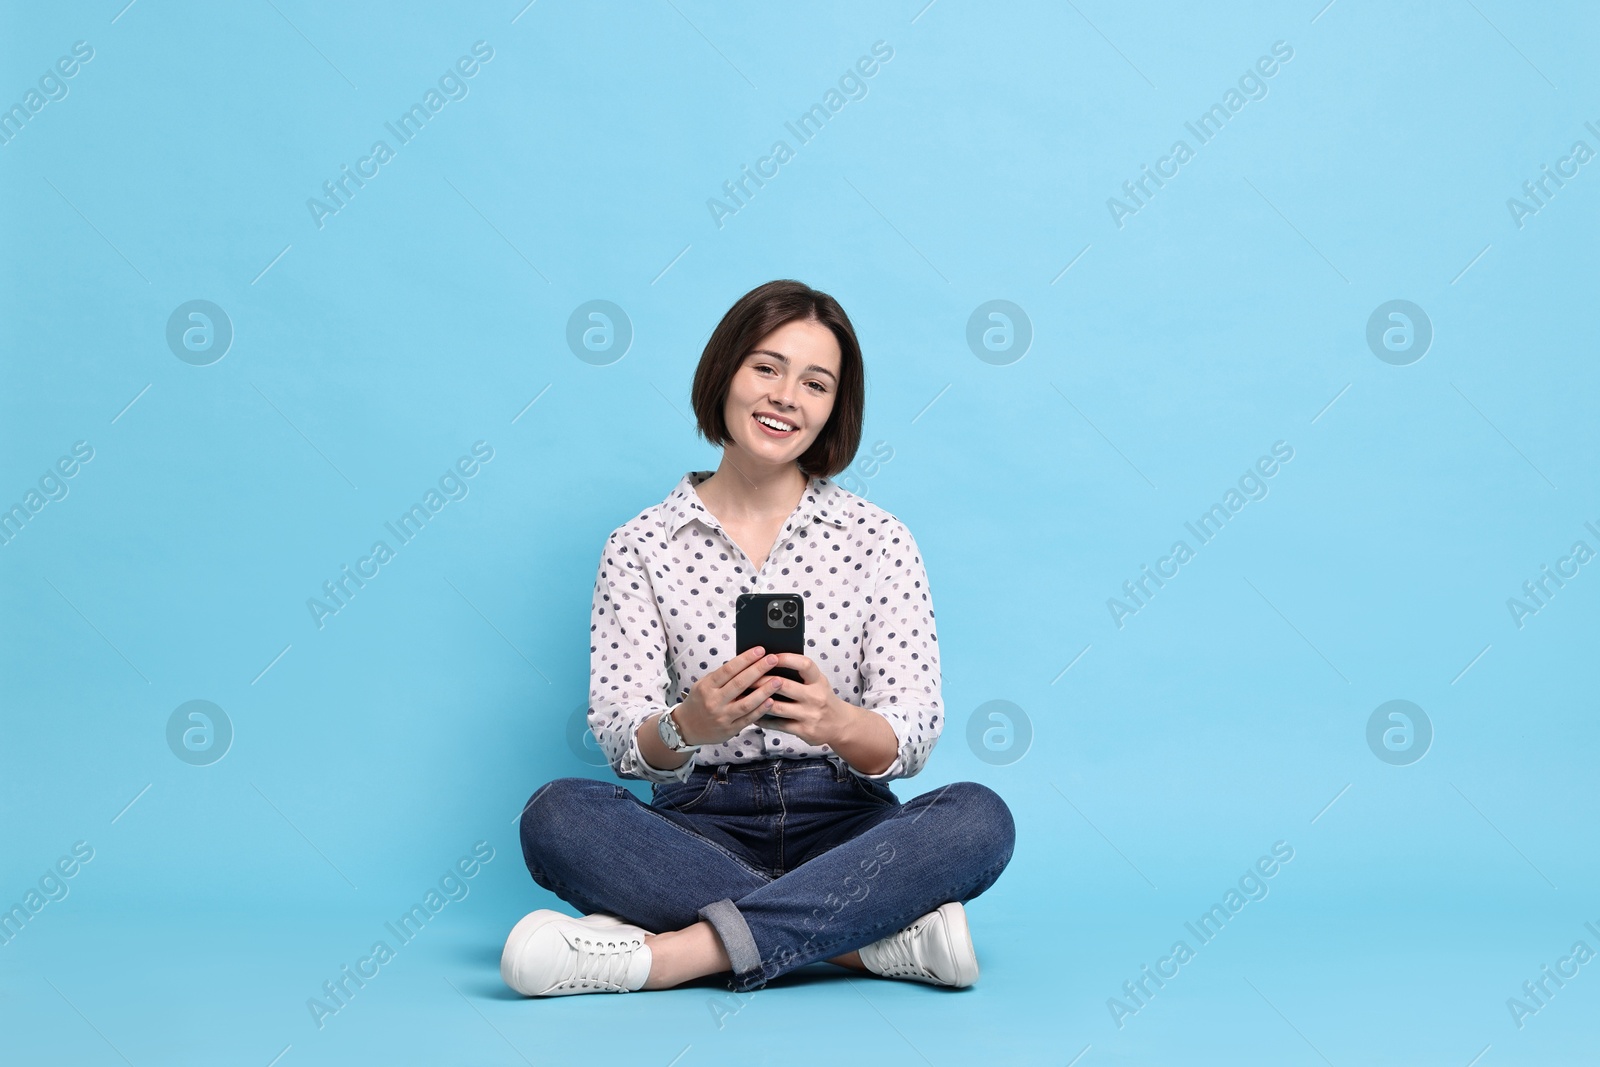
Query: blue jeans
[{"left": 517, "top": 755, "right": 1016, "bottom": 992}]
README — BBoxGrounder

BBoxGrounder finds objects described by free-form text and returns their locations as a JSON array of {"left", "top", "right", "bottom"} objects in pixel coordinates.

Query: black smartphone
[{"left": 735, "top": 592, "right": 804, "bottom": 726}]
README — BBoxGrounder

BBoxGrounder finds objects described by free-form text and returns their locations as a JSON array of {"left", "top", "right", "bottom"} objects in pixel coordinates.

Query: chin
[{"left": 740, "top": 429, "right": 803, "bottom": 455}]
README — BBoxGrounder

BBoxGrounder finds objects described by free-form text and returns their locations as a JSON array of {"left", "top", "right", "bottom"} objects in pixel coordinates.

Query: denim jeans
[{"left": 517, "top": 755, "right": 1016, "bottom": 992}]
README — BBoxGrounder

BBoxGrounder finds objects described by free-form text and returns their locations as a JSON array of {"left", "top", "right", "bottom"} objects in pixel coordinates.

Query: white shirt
[{"left": 588, "top": 469, "right": 943, "bottom": 784}]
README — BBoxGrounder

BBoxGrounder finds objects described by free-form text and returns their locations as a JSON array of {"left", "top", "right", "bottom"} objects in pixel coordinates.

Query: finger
[
  {"left": 723, "top": 655, "right": 779, "bottom": 699},
  {"left": 733, "top": 676, "right": 783, "bottom": 718},
  {"left": 769, "top": 653, "right": 820, "bottom": 682},
  {"left": 712, "top": 646, "right": 766, "bottom": 686},
  {"left": 720, "top": 643, "right": 768, "bottom": 684},
  {"left": 733, "top": 701, "right": 773, "bottom": 729},
  {"left": 746, "top": 698, "right": 798, "bottom": 729}
]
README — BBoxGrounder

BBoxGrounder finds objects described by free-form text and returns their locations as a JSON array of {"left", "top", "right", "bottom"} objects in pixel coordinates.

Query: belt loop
[
  {"left": 714, "top": 763, "right": 729, "bottom": 782},
  {"left": 826, "top": 754, "right": 847, "bottom": 781}
]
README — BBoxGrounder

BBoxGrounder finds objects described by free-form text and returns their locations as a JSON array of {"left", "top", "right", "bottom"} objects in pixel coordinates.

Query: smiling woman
[
  {"left": 500, "top": 279, "right": 1017, "bottom": 1001},
  {"left": 688, "top": 281, "right": 863, "bottom": 484}
]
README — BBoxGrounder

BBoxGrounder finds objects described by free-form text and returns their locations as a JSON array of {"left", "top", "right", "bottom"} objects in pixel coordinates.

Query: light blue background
[{"left": 3, "top": 1, "right": 1597, "bottom": 1064}]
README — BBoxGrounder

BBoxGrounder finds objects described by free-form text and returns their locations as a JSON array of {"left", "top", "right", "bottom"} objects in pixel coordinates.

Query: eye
[{"left": 806, "top": 381, "right": 828, "bottom": 393}]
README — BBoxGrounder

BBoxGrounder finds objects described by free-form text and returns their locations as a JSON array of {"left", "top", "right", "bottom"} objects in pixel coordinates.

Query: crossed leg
[
  {"left": 517, "top": 778, "right": 867, "bottom": 988},
  {"left": 519, "top": 776, "right": 1014, "bottom": 991}
]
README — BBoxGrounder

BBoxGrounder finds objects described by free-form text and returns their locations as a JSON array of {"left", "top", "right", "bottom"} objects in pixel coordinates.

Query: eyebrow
[{"left": 746, "top": 348, "right": 838, "bottom": 384}]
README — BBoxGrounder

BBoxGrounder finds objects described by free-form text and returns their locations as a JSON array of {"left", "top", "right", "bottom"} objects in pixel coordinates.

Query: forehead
[{"left": 747, "top": 319, "right": 841, "bottom": 373}]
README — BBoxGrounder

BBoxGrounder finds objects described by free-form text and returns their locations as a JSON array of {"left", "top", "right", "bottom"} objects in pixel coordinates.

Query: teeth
[{"left": 756, "top": 415, "right": 795, "bottom": 432}]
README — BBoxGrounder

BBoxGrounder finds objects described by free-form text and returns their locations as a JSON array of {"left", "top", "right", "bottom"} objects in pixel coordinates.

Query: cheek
[{"left": 725, "top": 387, "right": 755, "bottom": 425}]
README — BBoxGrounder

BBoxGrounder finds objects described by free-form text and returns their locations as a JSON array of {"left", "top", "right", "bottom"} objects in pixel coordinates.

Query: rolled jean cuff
[{"left": 697, "top": 898, "right": 761, "bottom": 980}]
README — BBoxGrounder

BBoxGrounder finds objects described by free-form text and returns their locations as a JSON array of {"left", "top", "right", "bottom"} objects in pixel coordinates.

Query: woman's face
[{"left": 722, "top": 318, "right": 841, "bottom": 470}]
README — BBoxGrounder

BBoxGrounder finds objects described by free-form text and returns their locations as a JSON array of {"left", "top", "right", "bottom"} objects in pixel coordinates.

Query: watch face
[{"left": 661, "top": 711, "right": 685, "bottom": 749}]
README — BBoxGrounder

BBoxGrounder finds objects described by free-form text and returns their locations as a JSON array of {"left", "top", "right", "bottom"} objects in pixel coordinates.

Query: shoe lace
[
  {"left": 560, "top": 930, "right": 644, "bottom": 991},
  {"left": 874, "top": 917, "right": 931, "bottom": 977}
]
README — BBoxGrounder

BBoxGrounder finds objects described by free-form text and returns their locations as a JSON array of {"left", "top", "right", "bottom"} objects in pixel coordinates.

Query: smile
[{"left": 754, "top": 413, "right": 797, "bottom": 436}]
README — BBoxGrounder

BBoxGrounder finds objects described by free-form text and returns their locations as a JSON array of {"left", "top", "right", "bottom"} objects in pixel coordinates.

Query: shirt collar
[{"left": 663, "top": 470, "right": 851, "bottom": 540}]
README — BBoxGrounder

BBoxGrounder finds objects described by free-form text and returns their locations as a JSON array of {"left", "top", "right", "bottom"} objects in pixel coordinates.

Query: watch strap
[{"left": 659, "top": 703, "right": 699, "bottom": 752}]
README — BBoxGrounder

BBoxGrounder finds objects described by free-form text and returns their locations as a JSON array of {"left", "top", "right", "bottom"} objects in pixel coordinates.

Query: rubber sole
[{"left": 938, "top": 902, "right": 980, "bottom": 988}]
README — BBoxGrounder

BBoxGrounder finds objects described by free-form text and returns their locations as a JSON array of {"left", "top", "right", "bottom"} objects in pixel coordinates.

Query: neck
[{"left": 700, "top": 454, "right": 809, "bottom": 521}]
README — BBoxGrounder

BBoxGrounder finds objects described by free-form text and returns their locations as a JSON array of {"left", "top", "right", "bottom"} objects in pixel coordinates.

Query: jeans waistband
[{"left": 691, "top": 755, "right": 847, "bottom": 782}]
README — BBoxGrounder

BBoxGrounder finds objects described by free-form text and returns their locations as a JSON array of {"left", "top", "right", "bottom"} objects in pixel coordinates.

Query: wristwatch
[{"left": 657, "top": 704, "right": 699, "bottom": 754}]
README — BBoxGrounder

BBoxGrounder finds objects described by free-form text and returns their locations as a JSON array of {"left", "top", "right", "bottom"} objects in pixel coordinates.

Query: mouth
[{"left": 753, "top": 413, "right": 798, "bottom": 438}]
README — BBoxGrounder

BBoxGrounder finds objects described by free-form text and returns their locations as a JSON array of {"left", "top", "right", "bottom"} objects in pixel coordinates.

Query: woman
[{"left": 503, "top": 279, "right": 1016, "bottom": 997}]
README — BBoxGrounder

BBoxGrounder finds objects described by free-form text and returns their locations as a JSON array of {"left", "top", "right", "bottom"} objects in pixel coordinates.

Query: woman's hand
[
  {"left": 755, "top": 653, "right": 854, "bottom": 748},
  {"left": 673, "top": 646, "right": 786, "bottom": 747}
]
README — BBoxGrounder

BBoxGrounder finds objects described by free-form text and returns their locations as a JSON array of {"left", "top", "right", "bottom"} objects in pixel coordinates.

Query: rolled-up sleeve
[
  {"left": 847, "top": 519, "right": 943, "bottom": 782},
  {"left": 588, "top": 529, "right": 696, "bottom": 784}
]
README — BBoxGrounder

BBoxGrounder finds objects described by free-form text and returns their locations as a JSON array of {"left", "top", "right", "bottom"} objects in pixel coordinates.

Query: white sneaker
[
  {"left": 500, "top": 910, "right": 654, "bottom": 996},
  {"left": 857, "top": 902, "right": 978, "bottom": 987}
]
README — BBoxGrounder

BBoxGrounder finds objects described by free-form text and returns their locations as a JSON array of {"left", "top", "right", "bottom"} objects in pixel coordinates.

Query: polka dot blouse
[{"left": 589, "top": 469, "right": 943, "bottom": 784}]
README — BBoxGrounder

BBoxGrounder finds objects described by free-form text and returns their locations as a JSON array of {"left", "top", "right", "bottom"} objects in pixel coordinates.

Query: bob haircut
[{"left": 690, "top": 279, "right": 864, "bottom": 480}]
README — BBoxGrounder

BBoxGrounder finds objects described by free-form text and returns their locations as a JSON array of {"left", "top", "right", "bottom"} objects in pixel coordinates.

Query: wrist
[
  {"left": 658, "top": 703, "right": 701, "bottom": 752},
  {"left": 823, "top": 695, "right": 863, "bottom": 748},
  {"left": 826, "top": 698, "right": 897, "bottom": 777},
  {"left": 636, "top": 709, "right": 694, "bottom": 773}
]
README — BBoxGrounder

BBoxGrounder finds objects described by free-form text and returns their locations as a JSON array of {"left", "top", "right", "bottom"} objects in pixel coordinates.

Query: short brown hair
[{"left": 691, "top": 279, "right": 864, "bottom": 479}]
